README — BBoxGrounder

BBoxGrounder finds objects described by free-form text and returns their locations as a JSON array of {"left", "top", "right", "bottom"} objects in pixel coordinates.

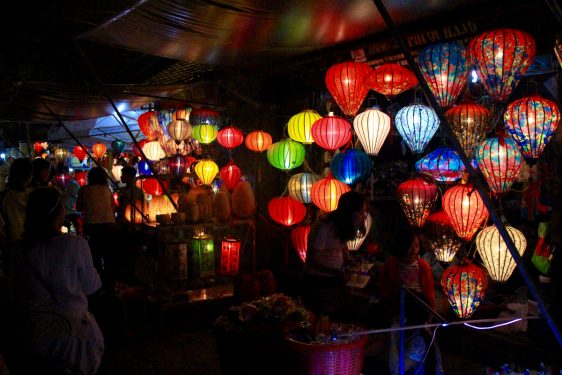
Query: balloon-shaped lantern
[
  {"left": 138, "top": 160, "right": 152, "bottom": 176},
  {"left": 415, "top": 146, "right": 465, "bottom": 183},
  {"left": 33, "top": 142, "right": 44, "bottom": 155},
  {"left": 310, "top": 112, "right": 352, "bottom": 151},
  {"left": 425, "top": 211, "right": 462, "bottom": 263},
  {"left": 268, "top": 196, "right": 306, "bottom": 227},
  {"left": 442, "top": 181, "right": 489, "bottom": 241},
  {"left": 353, "top": 108, "right": 391, "bottom": 156},
  {"left": 54, "top": 147, "right": 69, "bottom": 163},
  {"left": 367, "top": 63, "right": 418, "bottom": 99},
  {"left": 475, "top": 137, "right": 523, "bottom": 194},
  {"left": 267, "top": 139, "right": 305, "bottom": 171},
  {"left": 111, "top": 139, "right": 126, "bottom": 159},
  {"left": 217, "top": 126, "right": 244, "bottom": 150},
  {"left": 288, "top": 172, "right": 320, "bottom": 204},
  {"left": 245, "top": 130, "right": 272, "bottom": 152},
  {"left": 288, "top": 110, "right": 322, "bottom": 144},
  {"left": 55, "top": 173, "right": 71, "bottom": 189},
  {"left": 395, "top": 104, "right": 440, "bottom": 154},
  {"left": 137, "top": 111, "right": 159, "bottom": 141},
  {"left": 141, "top": 178, "right": 167, "bottom": 197},
  {"left": 73, "top": 146, "right": 87, "bottom": 163},
  {"left": 347, "top": 212, "right": 373, "bottom": 251},
  {"left": 330, "top": 149, "right": 373, "bottom": 186},
  {"left": 311, "top": 173, "right": 351, "bottom": 212},
  {"left": 396, "top": 178, "right": 438, "bottom": 227},
  {"left": 92, "top": 143, "right": 107, "bottom": 160},
  {"left": 220, "top": 161, "right": 242, "bottom": 191},
  {"left": 142, "top": 141, "right": 166, "bottom": 161},
  {"left": 190, "top": 107, "right": 221, "bottom": 127},
  {"left": 446, "top": 103, "right": 490, "bottom": 158},
  {"left": 325, "top": 61, "right": 371, "bottom": 117},
  {"left": 168, "top": 155, "right": 188, "bottom": 178},
  {"left": 441, "top": 260, "right": 487, "bottom": 319},
  {"left": 291, "top": 225, "right": 311, "bottom": 263},
  {"left": 192, "top": 124, "right": 218, "bottom": 144},
  {"left": 167, "top": 120, "right": 192, "bottom": 145},
  {"left": 194, "top": 159, "right": 219, "bottom": 185}
]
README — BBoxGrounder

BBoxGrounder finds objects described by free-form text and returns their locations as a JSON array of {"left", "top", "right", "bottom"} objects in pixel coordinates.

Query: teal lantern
[
  {"left": 191, "top": 232, "right": 215, "bottom": 278},
  {"left": 267, "top": 139, "right": 305, "bottom": 171},
  {"left": 330, "top": 149, "right": 373, "bottom": 186},
  {"left": 111, "top": 139, "right": 126, "bottom": 159},
  {"left": 395, "top": 104, "right": 440, "bottom": 154},
  {"left": 415, "top": 146, "right": 465, "bottom": 183}
]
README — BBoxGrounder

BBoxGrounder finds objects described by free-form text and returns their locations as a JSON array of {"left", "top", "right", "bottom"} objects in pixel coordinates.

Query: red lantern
[
  {"left": 442, "top": 181, "right": 488, "bottom": 241},
  {"left": 74, "top": 171, "right": 87, "bottom": 187},
  {"left": 133, "top": 139, "right": 149, "bottom": 158},
  {"left": 217, "top": 126, "right": 244, "bottom": 150},
  {"left": 310, "top": 112, "right": 352, "bottom": 151},
  {"left": 185, "top": 156, "right": 197, "bottom": 173},
  {"left": 245, "top": 130, "right": 272, "bottom": 152},
  {"left": 291, "top": 225, "right": 310, "bottom": 263},
  {"left": 92, "top": 143, "right": 107, "bottom": 160},
  {"left": 367, "top": 63, "right": 418, "bottom": 99},
  {"left": 396, "top": 178, "right": 438, "bottom": 227},
  {"left": 220, "top": 236, "right": 241, "bottom": 275},
  {"left": 73, "top": 146, "right": 87, "bottom": 163},
  {"left": 441, "top": 259, "right": 487, "bottom": 319},
  {"left": 55, "top": 173, "right": 71, "bottom": 189},
  {"left": 220, "top": 161, "right": 242, "bottom": 191},
  {"left": 137, "top": 111, "right": 159, "bottom": 141},
  {"left": 141, "top": 178, "right": 167, "bottom": 196},
  {"left": 268, "top": 196, "right": 306, "bottom": 227},
  {"left": 33, "top": 142, "right": 43, "bottom": 155},
  {"left": 425, "top": 211, "right": 462, "bottom": 263},
  {"left": 325, "top": 61, "right": 371, "bottom": 117},
  {"left": 311, "top": 173, "right": 351, "bottom": 213}
]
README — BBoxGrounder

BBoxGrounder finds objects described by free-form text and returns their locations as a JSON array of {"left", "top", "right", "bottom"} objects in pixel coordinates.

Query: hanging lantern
[
  {"left": 185, "top": 156, "right": 197, "bottom": 173},
  {"left": 112, "top": 164, "right": 123, "bottom": 182},
  {"left": 504, "top": 96, "right": 560, "bottom": 161},
  {"left": 268, "top": 196, "right": 306, "bottom": 227},
  {"left": 175, "top": 107, "right": 191, "bottom": 121},
  {"left": 192, "top": 231, "right": 215, "bottom": 277},
  {"left": 415, "top": 146, "right": 465, "bottom": 183},
  {"left": 476, "top": 224, "right": 527, "bottom": 282},
  {"left": 133, "top": 140, "right": 148, "bottom": 158},
  {"left": 353, "top": 108, "right": 391, "bottom": 156},
  {"left": 147, "top": 194, "right": 178, "bottom": 222},
  {"left": 245, "top": 130, "right": 272, "bottom": 152},
  {"left": 194, "top": 159, "right": 219, "bottom": 185},
  {"left": 220, "top": 161, "right": 242, "bottom": 191},
  {"left": 159, "top": 136, "right": 180, "bottom": 157},
  {"left": 111, "top": 139, "right": 126, "bottom": 159},
  {"left": 190, "top": 107, "right": 221, "bottom": 127},
  {"left": 311, "top": 173, "right": 351, "bottom": 213},
  {"left": 124, "top": 203, "right": 148, "bottom": 224},
  {"left": 446, "top": 104, "right": 490, "bottom": 158},
  {"left": 418, "top": 42, "right": 470, "bottom": 108},
  {"left": 310, "top": 112, "right": 352, "bottom": 151},
  {"left": 291, "top": 225, "right": 310, "bottom": 263},
  {"left": 55, "top": 173, "right": 71, "bottom": 189},
  {"left": 325, "top": 61, "right": 372, "bottom": 117},
  {"left": 141, "top": 178, "right": 167, "bottom": 197},
  {"left": 442, "top": 181, "right": 489, "bottom": 241},
  {"left": 347, "top": 212, "right": 373, "bottom": 251},
  {"left": 469, "top": 29, "right": 535, "bottom": 103},
  {"left": 441, "top": 260, "right": 487, "bottom": 319},
  {"left": 138, "top": 160, "right": 152, "bottom": 176},
  {"left": 288, "top": 172, "right": 320, "bottom": 204},
  {"left": 288, "top": 110, "right": 322, "bottom": 144},
  {"left": 167, "top": 119, "right": 192, "bottom": 145},
  {"left": 168, "top": 155, "right": 188, "bottom": 178},
  {"left": 331, "top": 149, "right": 373, "bottom": 186},
  {"left": 220, "top": 236, "right": 241, "bottom": 275},
  {"left": 217, "top": 126, "right": 244, "bottom": 150},
  {"left": 367, "top": 63, "right": 418, "bottom": 99},
  {"left": 142, "top": 141, "right": 166, "bottom": 161},
  {"left": 73, "top": 146, "right": 87, "bottom": 163},
  {"left": 74, "top": 171, "right": 87, "bottom": 187},
  {"left": 395, "top": 105, "right": 440, "bottom": 154},
  {"left": 33, "top": 142, "right": 44, "bottom": 155},
  {"left": 425, "top": 211, "right": 462, "bottom": 263},
  {"left": 192, "top": 124, "right": 218, "bottom": 144},
  {"left": 54, "top": 147, "right": 69, "bottom": 163},
  {"left": 137, "top": 111, "right": 159, "bottom": 141},
  {"left": 475, "top": 137, "right": 523, "bottom": 194},
  {"left": 92, "top": 143, "right": 107, "bottom": 160},
  {"left": 396, "top": 178, "right": 438, "bottom": 227},
  {"left": 266, "top": 139, "right": 305, "bottom": 171}
]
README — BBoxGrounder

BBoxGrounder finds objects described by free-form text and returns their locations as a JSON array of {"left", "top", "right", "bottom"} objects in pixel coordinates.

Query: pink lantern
[
  {"left": 310, "top": 112, "right": 352, "bottom": 151},
  {"left": 325, "top": 61, "right": 371, "bottom": 117}
]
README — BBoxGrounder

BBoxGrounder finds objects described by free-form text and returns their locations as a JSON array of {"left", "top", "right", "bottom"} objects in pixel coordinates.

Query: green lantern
[
  {"left": 192, "top": 124, "right": 218, "bottom": 144},
  {"left": 267, "top": 139, "right": 305, "bottom": 171},
  {"left": 111, "top": 139, "right": 126, "bottom": 159},
  {"left": 191, "top": 232, "right": 215, "bottom": 278}
]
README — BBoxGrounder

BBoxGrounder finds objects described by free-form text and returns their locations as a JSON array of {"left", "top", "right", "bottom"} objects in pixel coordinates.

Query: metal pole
[
  {"left": 399, "top": 288, "right": 405, "bottom": 375},
  {"left": 371, "top": 0, "right": 562, "bottom": 347}
]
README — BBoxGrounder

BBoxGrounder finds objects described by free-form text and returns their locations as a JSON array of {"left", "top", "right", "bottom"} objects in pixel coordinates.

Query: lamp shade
[
  {"left": 441, "top": 260, "right": 487, "bottom": 319},
  {"left": 310, "top": 112, "right": 352, "bottom": 151},
  {"left": 141, "top": 178, "right": 167, "bottom": 197},
  {"left": 268, "top": 196, "right": 306, "bottom": 227},
  {"left": 415, "top": 146, "right": 465, "bottom": 183},
  {"left": 353, "top": 108, "right": 391, "bottom": 156},
  {"left": 425, "top": 211, "right": 462, "bottom": 263},
  {"left": 194, "top": 159, "right": 219, "bottom": 185},
  {"left": 137, "top": 111, "right": 159, "bottom": 141},
  {"left": 245, "top": 130, "right": 272, "bottom": 152},
  {"left": 395, "top": 104, "right": 440, "bottom": 154},
  {"left": 168, "top": 155, "right": 188, "bottom": 178},
  {"left": 288, "top": 110, "right": 322, "bottom": 144},
  {"left": 367, "top": 63, "right": 418, "bottom": 98},
  {"left": 311, "top": 173, "right": 351, "bottom": 212},
  {"left": 133, "top": 139, "right": 148, "bottom": 158},
  {"left": 476, "top": 224, "right": 527, "bottom": 282},
  {"left": 220, "top": 161, "right": 242, "bottom": 191},
  {"left": 142, "top": 141, "right": 166, "bottom": 161},
  {"left": 54, "top": 147, "right": 69, "bottom": 163},
  {"left": 475, "top": 137, "right": 523, "bottom": 194},
  {"left": 73, "top": 146, "right": 87, "bottom": 163},
  {"left": 330, "top": 149, "right": 373, "bottom": 186},
  {"left": 445, "top": 103, "right": 490, "bottom": 158},
  {"left": 190, "top": 107, "right": 221, "bottom": 127},
  {"left": 291, "top": 225, "right": 310, "bottom": 263},
  {"left": 220, "top": 236, "right": 241, "bottom": 275},
  {"left": 266, "top": 139, "right": 305, "bottom": 171},
  {"left": 325, "top": 61, "right": 371, "bottom": 117},
  {"left": 111, "top": 139, "right": 126, "bottom": 159},
  {"left": 74, "top": 171, "right": 87, "bottom": 187},
  {"left": 191, "top": 232, "right": 215, "bottom": 277},
  {"left": 347, "top": 212, "right": 373, "bottom": 251},
  {"left": 288, "top": 172, "right": 320, "bottom": 204},
  {"left": 192, "top": 124, "right": 218, "bottom": 144},
  {"left": 92, "top": 143, "right": 107, "bottom": 160},
  {"left": 217, "top": 126, "right": 244, "bottom": 150},
  {"left": 442, "top": 182, "right": 488, "bottom": 241},
  {"left": 469, "top": 29, "right": 535, "bottom": 103},
  {"left": 167, "top": 119, "right": 192, "bottom": 144},
  {"left": 396, "top": 178, "right": 438, "bottom": 227}
]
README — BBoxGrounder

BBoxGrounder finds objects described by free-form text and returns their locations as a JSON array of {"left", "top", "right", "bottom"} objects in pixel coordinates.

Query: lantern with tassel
[
  {"left": 220, "top": 236, "right": 241, "bottom": 275},
  {"left": 442, "top": 180, "right": 489, "bottom": 241},
  {"left": 192, "top": 124, "right": 218, "bottom": 144},
  {"left": 268, "top": 196, "right": 306, "bottom": 227},
  {"left": 396, "top": 178, "right": 438, "bottom": 227},
  {"left": 330, "top": 149, "right": 373, "bottom": 186},
  {"left": 291, "top": 225, "right": 310, "bottom": 263},
  {"left": 425, "top": 211, "right": 462, "bottom": 262},
  {"left": 446, "top": 103, "right": 490, "bottom": 158},
  {"left": 288, "top": 172, "right": 320, "bottom": 204},
  {"left": 92, "top": 143, "right": 107, "bottom": 160},
  {"left": 217, "top": 126, "right": 244, "bottom": 150},
  {"left": 167, "top": 120, "right": 192, "bottom": 145},
  {"left": 267, "top": 139, "right": 305, "bottom": 171},
  {"left": 395, "top": 105, "right": 440, "bottom": 154},
  {"left": 441, "top": 260, "right": 487, "bottom": 319},
  {"left": 347, "top": 212, "right": 373, "bottom": 251},
  {"left": 475, "top": 137, "right": 523, "bottom": 194},
  {"left": 367, "top": 63, "right": 418, "bottom": 99},
  {"left": 194, "top": 159, "right": 219, "bottom": 185},
  {"left": 288, "top": 110, "right": 322, "bottom": 144},
  {"left": 220, "top": 161, "right": 242, "bottom": 191},
  {"left": 325, "top": 61, "right": 372, "bottom": 117},
  {"left": 353, "top": 108, "right": 391, "bottom": 156},
  {"left": 310, "top": 112, "right": 352, "bottom": 151},
  {"left": 415, "top": 146, "right": 465, "bottom": 183},
  {"left": 73, "top": 146, "right": 87, "bottom": 163},
  {"left": 311, "top": 173, "right": 351, "bottom": 212},
  {"left": 245, "top": 130, "right": 272, "bottom": 152}
]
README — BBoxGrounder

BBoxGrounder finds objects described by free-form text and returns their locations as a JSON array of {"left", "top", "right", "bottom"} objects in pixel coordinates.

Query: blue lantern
[
  {"left": 330, "top": 149, "right": 373, "bottom": 185},
  {"left": 395, "top": 105, "right": 440, "bottom": 154},
  {"left": 138, "top": 159, "right": 153, "bottom": 176},
  {"left": 415, "top": 146, "right": 465, "bottom": 183}
]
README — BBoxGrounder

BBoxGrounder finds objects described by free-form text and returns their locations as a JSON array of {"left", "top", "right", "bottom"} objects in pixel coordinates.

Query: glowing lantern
[
  {"left": 441, "top": 260, "right": 487, "bottom": 319},
  {"left": 55, "top": 173, "right": 71, "bottom": 189},
  {"left": 475, "top": 137, "right": 523, "bottom": 194},
  {"left": 220, "top": 161, "right": 242, "bottom": 191},
  {"left": 190, "top": 107, "right": 221, "bottom": 127},
  {"left": 168, "top": 155, "right": 187, "bottom": 178},
  {"left": 73, "top": 146, "right": 87, "bottom": 163},
  {"left": 185, "top": 156, "right": 197, "bottom": 172},
  {"left": 54, "top": 147, "right": 69, "bottom": 163},
  {"left": 175, "top": 107, "right": 191, "bottom": 121},
  {"left": 291, "top": 225, "right": 310, "bottom": 263},
  {"left": 367, "top": 63, "right": 418, "bottom": 99},
  {"left": 133, "top": 140, "right": 148, "bottom": 158},
  {"left": 159, "top": 136, "right": 179, "bottom": 157},
  {"left": 220, "top": 236, "right": 240, "bottom": 275},
  {"left": 504, "top": 96, "right": 560, "bottom": 161},
  {"left": 310, "top": 112, "right": 352, "bottom": 151},
  {"left": 442, "top": 181, "right": 489, "bottom": 241},
  {"left": 325, "top": 61, "right": 372, "bottom": 117},
  {"left": 192, "top": 124, "right": 218, "bottom": 144},
  {"left": 288, "top": 110, "right": 322, "bottom": 144},
  {"left": 124, "top": 203, "right": 148, "bottom": 224},
  {"left": 395, "top": 105, "right": 440, "bottom": 154},
  {"left": 92, "top": 143, "right": 107, "bottom": 160},
  {"left": 353, "top": 108, "right": 391, "bottom": 156},
  {"left": 141, "top": 178, "right": 167, "bottom": 196},
  {"left": 425, "top": 211, "right": 462, "bottom": 262},
  {"left": 217, "top": 126, "right": 244, "bottom": 150},
  {"left": 476, "top": 224, "right": 527, "bottom": 282},
  {"left": 74, "top": 171, "right": 87, "bottom": 187},
  {"left": 138, "top": 160, "right": 152, "bottom": 176},
  {"left": 111, "top": 139, "right": 126, "bottom": 159},
  {"left": 194, "top": 159, "right": 219, "bottom": 185},
  {"left": 33, "top": 142, "right": 43, "bottom": 155},
  {"left": 147, "top": 194, "right": 177, "bottom": 222},
  {"left": 347, "top": 212, "right": 373, "bottom": 251},
  {"left": 167, "top": 120, "right": 192, "bottom": 144},
  {"left": 288, "top": 172, "right": 320, "bottom": 204},
  {"left": 469, "top": 29, "right": 535, "bottom": 103},
  {"left": 311, "top": 173, "right": 351, "bottom": 212},
  {"left": 245, "top": 130, "right": 272, "bottom": 152},
  {"left": 418, "top": 42, "right": 470, "bottom": 108},
  {"left": 330, "top": 149, "right": 372, "bottom": 186},
  {"left": 415, "top": 146, "right": 465, "bottom": 183},
  {"left": 112, "top": 164, "right": 123, "bottom": 182},
  {"left": 446, "top": 104, "right": 490, "bottom": 158},
  {"left": 192, "top": 230, "right": 215, "bottom": 277},
  {"left": 396, "top": 178, "right": 438, "bottom": 227},
  {"left": 137, "top": 111, "right": 159, "bottom": 141},
  {"left": 266, "top": 139, "right": 305, "bottom": 171},
  {"left": 142, "top": 141, "right": 166, "bottom": 161},
  {"left": 268, "top": 196, "right": 306, "bottom": 227}
]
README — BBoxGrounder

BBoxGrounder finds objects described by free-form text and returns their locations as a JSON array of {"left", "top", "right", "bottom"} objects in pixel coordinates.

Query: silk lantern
[
  {"left": 133, "top": 140, "right": 148, "bottom": 158},
  {"left": 325, "top": 61, "right": 371, "bottom": 117},
  {"left": 194, "top": 159, "right": 219, "bottom": 185},
  {"left": 267, "top": 139, "right": 305, "bottom": 171},
  {"left": 367, "top": 63, "right": 418, "bottom": 99},
  {"left": 192, "top": 124, "right": 218, "bottom": 144},
  {"left": 220, "top": 161, "right": 242, "bottom": 191},
  {"left": 142, "top": 141, "right": 166, "bottom": 161},
  {"left": 395, "top": 104, "right": 440, "bottom": 154},
  {"left": 442, "top": 181, "right": 489, "bottom": 241},
  {"left": 137, "top": 111, "right": 159, "bottom": 141},
  {"left": 504, "top": 96, "right": 560, "bottom": 161},
  {"left": 141, "top": 178, "right": 167, "bottom": 196},
  {"left": 347, "top": 212, "right": 373, "bottom": 251},
  {"left": 425, "top": 211, "right": 462, "bottom": 263},
  {"left": 192, "top": 230, "right": 215, "bottom": 277},
  {"left": 476, "top": 224, "right": 527, "bottom": 282},
  {"left": 288, "top": 172, "right": 320, "bottom": 204},
  {"left": 415, "top": 146, "right": 465, "bottom": 183},
  {"left": 330, "top": 149, "right": 373, "bottom": 186},
  {"left": 111, "top": 139, "right": 126, "bottom": 159},
  {"left": 217, "top": 126, "right": 244, "bottom": 150},
  {"left": 190, "top": 107, "right": 221, "bottom": 127},
  {"left": 73, "top": 146, "right": 87, "bottom": 163},
  {"left": 167, "top": 119, "right": 192, "bottom": 145},
  {"left": 311, "top": 173, "right": 351, "bottom": 212},
  {"left": 33, "top": 142, "right": 43, "bottom": 155},
  {"left": 54, "top": 147, "right": 69, "bottom": 163},
  {"left": 268, "top": 196, "right": 306, "bottom": 227},
  {"left": 138, "top": 160, "right": 152, "bottom": 176},
  {"left": 168, "top": 155, "right": 188, "bottom": 178},
  {"left": 245, "top": 130, "right": 272, "bottom": 152},
  {"left": 475, "top": 137, "right": 523, "bottom": 194},
  {"left": 55, "top": 173, "right": 71, "bottom": 189},
  {"left": 353, "top": 108, "right": 391, "bottom": 156},
  {"left": 92, "top": 143, "right": 107, "bottom": 160},
  {"left": 288, "top": 110, "right": 322, "bottom": 144},
  {"left": 310, "top": 112, "right": 352, "bottom": 151},
  {"left": 446, "top": 103, "right": 490, "bottom": 158},
  {"left": 112, "top": 164, "right": 123, "bottom": 183},
  {"left": 441, "top": 260, "right": 487, "bottom": 319},
  {"left": 469, "top": 29, "right": 535, "bottom": 103},
  {"left": 74, "top": 171, "right": 87, "bottom": 187},
  {"left": 220, "top": 236, "right": 240, "bottom": 275},
  {"left": 291, "top": 225, "right": 310, "bottom": 263},
  {"left": 396, "top": 178, "right": 438, "bottom": 227}
]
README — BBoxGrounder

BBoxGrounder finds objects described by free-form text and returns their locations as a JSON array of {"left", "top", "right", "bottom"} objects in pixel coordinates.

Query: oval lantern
[
  {"left": 291, "top": 225, "right": 310, "bottom": 263},
  {"left": 396, "top": 178, "right": 438, "bottom": 227},
  {"left": 395, "top": 104, "right": 440, "bottom": 154},
  {"left": 220, "top": 161, "right": 242, "bottom": 191},
  {"left": 138, "top": 159, "right": 152, "bottom": 176},
  {"left": 425, "top": 211, "right": 462, "bottom": 263},
  {"left": 347, "top": 212, "right": 373, "bottom": 251},
  {"left": 74, "top": 171, "right": 87, "bottom": 187},
  {"left": 190, "top": 107, "right": 221, "bottom": 127},
  {"left": 475, "top": 137, "right": 523, "bottom": 194},
  {"left": 55, "top": 173, "right": 71, "bottom": 189},
  {"left": 217, "top": 126, "right": 244, "bottom": 150},
  {"left": 325, "top": 61, "right": 372, "bottom": 117},
  {"left": 476, "top": 224, "right": 527, "bottom": 282},
  {"left": 330, "top": 149, "right": 373, "bottom": 186},
  {"left": 33, "top": 142, "right": 44, "bottom": 155},
  {"left": 192, "top": 124, "right": 218, "bottom": 144},
  {"left": 268, "top": 196, "right": 306, "bottom": 227},
  {"left": 245, "top": 130, "right": 272, "bottom": 152},
  {"left": 442, "top": 181, "right": 489, "bottom": 241},
  {"left": 168, "top": 155, "right": 188, "bottom": 178},
  {"left": 167, "top": 119, "right": 192, "bottom": 145},
  {"left": 266, "top": 139, "right": 305, "bottom": 171},
  {"left": 92, "top": 143, "right": 107, "bottom": 160},
  {"left": 415, "top": 146, "right": 465, "bottom": 183},
  {"left": 194, "top": 159, "right": 219, "bottom": 185},
  {"left": 311, "top": 173, "right": 351, "bottom": 212},
  {"left": 111, "top": 139, "right": 126, "bottom": 159},
  {"left": 142, "top": 141, "right": 166, "bottom": 161},
  {"left": 137, "top": 111, "right": 159, "bottom": 141},
  {"left": 54, "top": 147, "right": 69, "bottom": 163},
  {"left": 441, "top": 260, "right": 487, "bottom": 319},
  {"left": 73, "top": 146, "right": 87, "bottom": 163},
  {"left": 133, "top": 139, "right": 148, "bottom": 158},
  {"left": 367, "top": 63, "right": 418, "bottom": 99},
  {"left": 310, "top": 112, "right": 352, "bottom": 151},
  {"left": 288, "top": 110, "right": 322, "bottom": 144},
  {"left": 353, "top": 108, "right": 391, "bottom": 156},
  {"left": 504, "top": 96, "right": 560, "bottom": 161},
  {"left": 469, "top": 29, "right": 535, "bottom": 103},
  {"left": 141, "top": 178, "right": 167, "bottom": 197},
  {"left": 446, "top": 103, "right": 490, "bottom": 158},
  {"left": 288, "top": 172, "right": 320, "bottom": 204}
]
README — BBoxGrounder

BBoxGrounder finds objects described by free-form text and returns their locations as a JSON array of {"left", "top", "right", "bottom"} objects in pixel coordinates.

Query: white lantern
[
  {"left": 353, "top": 108, "right": 391, "bottom": 156},
  {"left": 476, "top": 225, "right": 527, "bottom": 282},
  {"left": 288, "top": 172, "right": 320, "bottom": 204},
  {"left": 167, "top": 119, "right": 192, "bottom": 144},
  {"left": 142, "top": 141, "right": 166, "bottom": 161},
  {"left": 347, "top": 212, "right": 373, "bottom": 251}
]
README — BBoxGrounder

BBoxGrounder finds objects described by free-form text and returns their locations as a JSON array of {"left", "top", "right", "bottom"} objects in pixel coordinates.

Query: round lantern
[
  {"left": 138, "top": 159, "right": 152, "bottom": 176},
  {"left": 331, "top": 149, "right": 373, "bottom": 186},
  {"left": 92, "top": 143, "right": 107, "bottom": 160},
  {"left": 73, "top": 146, "right": 87, "bottom": 163},
  {"left": 310, "top": 112, "right": 352, "bottom": 151},
  {"left": 311, "top": 173, "right": 351, "bottom": 212},
  {"left": 111, "top": 139, "right": 126, "bottom": 159},
  {"left": 266, "top": 139, "right": 305, "bottom": 171},
  {"left": 55, "top": 173, "right": 71, "bottom": 189},
  {"left": 168, "top": 155, "right": 188, "bottom": 178},
  {"left": 147, "top": 194, "right": 178, "bottom": 222},
  {"left": 220, "top": 161, "right": 242, "bottom": 191},
  {"left": 353, "top": 108, "right": 391, "bottom": 156},
  {"left": 190, "top": 107, "right": 221, "bottom": 127},
  {"left": 425, "top": 211, "right": 462, "bottom": 263},
  {"left": 54, "top": 147, "right": 69, "bottom": 163},
  {"left": 268, "top": 196, "right": 306, "bottom": 227},
  {"left": 288, "top": 172, "right": 320, "bottom": 204},
  {"left": 288, "top": 110, "right": 322, "bottom": 144},
  {"left": 445, "top": 103, "right": 490, "bottom": 158},
  {"left": 367, "top": 63, "right": 418, "bottom": 99},
  {"left": 415, "top": 146, "right": 465, "bottom": 183},
  {"left": 192, "top": 124, "right": 218, "bottom": 144},
  {"left": 475, "top": 137, "right": 523, "bottom": 194},
  {"left": 347, "top": 212, "right": 373, "bottom": 251},
  {"left": 167, "top": 119, "right": 192, "bottom": 145},
  {"left": 194, "top": 159, "right": 219, "bottom": 185},
  {"left": 291, "top": 225, "right": 310, "bottom": 263},
  {"left": 418, "top": 42, "right": 470, "bottom": 108},
  {"left": 217, "top": 126, "right": 244, "bottom": 150},
  {"left": 469, "top": 29, "right": 535, "bottom": 103},
  {"left": 133, "top": 139, "right": 148, "bottom": 158},
  {"left": 33, "top": 142, "right": 43, "bottom": 155},
  {"left": 442, "top": 181, "right": 489, "bottom": 241},
  {"left": 441, "top": 260, "right": 487, "bottom": 319},
  {"left": 325, "top": 61, "right": 372, "bottom": 117},
  {"left": 396, "top": 178, "right": 438, "bottom": 227},
  {"left": 476, "top": 224, "right": 527, "bottom": 282},
  {"left": 112, "top": 164, "right": 123, "bottom": 182},
  {"left": 142, "top": 141, "right": 166, "bottom": 161},
  {"left": 503, "top": 96, "right": 560, "bottom": 161},
  {"left": 137, "top": 111, "right": 159, "bottom": 141},
  {"left": 74, "top": 171, "right": 87, "bottom": 187},
  {"left": 245, "top": 130, "right": 272, "bottom": 152},
  {"left": 220, "top": 236, "right": 241, "bottom": 275},
  {"left": 141, "top": 178, "right": 167, "bottom": 196},
  {"left": 395, "top": 105, "right": 440, "bottom": 154}
]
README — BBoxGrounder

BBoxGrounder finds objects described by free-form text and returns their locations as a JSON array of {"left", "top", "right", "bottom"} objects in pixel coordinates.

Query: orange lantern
[
  {"left": 124, "top": 203, "right": 149, "bottom": 224},
  {"left": 147, "top": 194, "right": 177, "bottom": 222},
  {"left": 291, "top": 225, "right": 310, "bottom": 263},
  {"left": 220, "top": 161, "right": 241, "bottom": 191},
  {"left": 245, "top": 130, "right": 272, "bottom": 152},
  {"left": 367, "top": 63, "right": 418, "bottom": 99},
  {"left": 92, "top": 143, "right": 107, "bottom": 160},
  {"left": 325, "top": 61, "right": 371, "bottom": 117},
  {"left": 442, "top": 181, "right": 488, "bottom": 241},
  {"left": 396, "top": 178, "right": 438, "bottom": 227},
  {"left": 137, "top": 111, "right": 159, "bottom": 141},
  {"left": 73, "top": 146, "right": 87, "bottom": 163},
  {"left": 268, "top": 196, "right": 306, "bottom": 227},
  {"left": 311, "top": 173, "right": 351, "bottom": 213},
  {"left": 217, "top": 126, "right": 244, "bottom": 150},
  {"left": 220, "top": 236, "right": 241, "bottom": 275}
]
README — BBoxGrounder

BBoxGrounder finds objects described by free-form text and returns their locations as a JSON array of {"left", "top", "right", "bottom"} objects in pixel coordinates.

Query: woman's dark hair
[
  {"left": 87, "top": 167, "right": 109, "bottom": 186},
  {"left": 393, "top": 227, "right": 423, "bottom": 257},
  {"left": 6, "top": 158, "right": 32, "bottom": 191},
  {"left": 121, "top": 166, "right": 137, "bottom": 179},
  {"left": 328, "top": 191, "right": 366, "bottom": 242},
  {"left": 23, "top": 187, "right": 63, "bottom": 240},
  {"left": 31, "top": 157, "right": 52, "bottom": 185}
]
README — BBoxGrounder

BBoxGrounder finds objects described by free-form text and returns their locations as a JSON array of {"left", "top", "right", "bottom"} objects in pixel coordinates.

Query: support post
[{"left": 399, "top": 288, "right": 405, "bottom": 375}]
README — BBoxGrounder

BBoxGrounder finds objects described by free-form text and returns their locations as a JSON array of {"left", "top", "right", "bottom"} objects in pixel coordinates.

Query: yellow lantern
[
  {"left": 54, "top": 147, "right": 69, "bottom": 163},
  {"left": 192, "top": 124, "right": 218, "bottom": 144},
  {"left": 142, "top": 141, "right": 166, "bottom": 161},
  {"left": 92, "top": 143, "right": 107, "bottom": 160},
  {"left": 288, "top": 110, "right": 322, "bottom": 144},
  {"left": 194, "top": 159, "right": 219, "bottom": 185}
]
